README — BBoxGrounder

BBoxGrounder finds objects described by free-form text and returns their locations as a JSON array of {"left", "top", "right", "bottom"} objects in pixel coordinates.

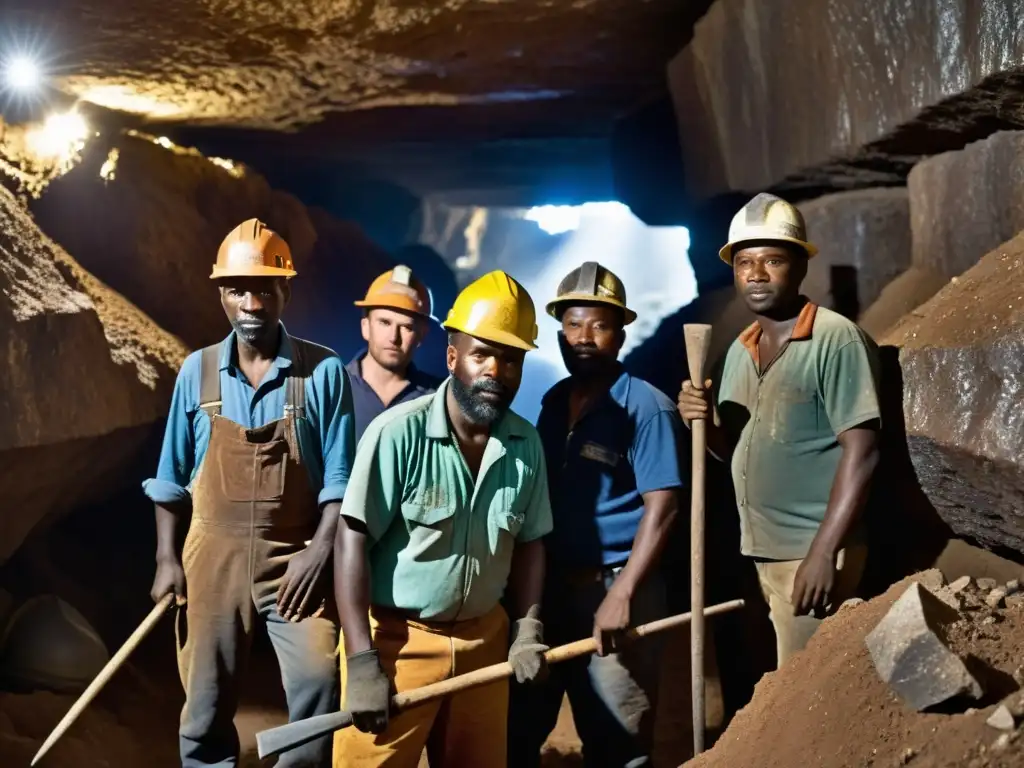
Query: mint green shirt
[
  {"left": 718, "top": 305, "right": 881, "bottom": 561},
  {"left": 340, "top": 378, "right": 553, "bottom": 622}
]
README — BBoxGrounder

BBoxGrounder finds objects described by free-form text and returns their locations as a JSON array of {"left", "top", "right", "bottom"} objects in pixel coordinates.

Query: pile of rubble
[{"left": 692, "top": 570, "right": 1024, "bottom": 768}]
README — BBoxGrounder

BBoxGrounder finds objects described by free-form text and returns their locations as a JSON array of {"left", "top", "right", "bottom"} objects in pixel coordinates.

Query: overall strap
[
  {"left": 199, "top": 343, "right": 223, "bottom": 418},
  {"left": 284, "top": 337, "right": 335, "bottom": 417}
]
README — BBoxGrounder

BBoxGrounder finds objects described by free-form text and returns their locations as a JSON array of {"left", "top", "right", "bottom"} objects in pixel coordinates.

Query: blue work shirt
[
  {"left": 537, "top": 365, "right": 685, "bottom": 568},
  {"left": 345, "top": 349, "right": 442, "bottom": 444},
  {"left": 143, "top": 324, "right": 355, "bottom": 507}
]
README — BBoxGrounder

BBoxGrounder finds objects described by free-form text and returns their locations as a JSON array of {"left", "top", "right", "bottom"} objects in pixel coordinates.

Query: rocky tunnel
[{"left": 2, "top": 1, "right": 1024, "bottom": 766}]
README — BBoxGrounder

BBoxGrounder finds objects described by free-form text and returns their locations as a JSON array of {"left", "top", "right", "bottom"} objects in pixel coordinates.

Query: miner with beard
[
  {"left": 347, "top": 266, "right": 442, "bottom": 443},
  {"left": 332, "top": 270, "right": 553, "bottom": 768},
  {"left": 509, "top": 262, "right": 684, "bottom": 768},
  {"left": 144, "top": 219, "right": 355, "bottom": 767}
]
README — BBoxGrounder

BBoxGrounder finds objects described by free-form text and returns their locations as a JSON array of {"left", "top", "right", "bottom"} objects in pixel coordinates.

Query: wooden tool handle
[
  {"left": 31, "top": 594, "right": 176, "bottom": 766},
  {"left": 684, "top": 322, "right": 712, "bottom": 757},
  {"left": 256, "top": 599, "right": 745, "bottom": 760}
]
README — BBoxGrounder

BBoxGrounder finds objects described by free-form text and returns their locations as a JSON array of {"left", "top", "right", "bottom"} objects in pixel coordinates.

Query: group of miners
[{"left": 144, "top": 191, "right": 882, "bottom": 768}]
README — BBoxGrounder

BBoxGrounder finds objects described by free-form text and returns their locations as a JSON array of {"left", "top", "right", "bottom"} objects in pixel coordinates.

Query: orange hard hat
[
  {"left": 211, "top": 219, "right": 296, "bottom": 280},
  {"left": 354, "top": 265, "right": 432, "bottom": 318}
]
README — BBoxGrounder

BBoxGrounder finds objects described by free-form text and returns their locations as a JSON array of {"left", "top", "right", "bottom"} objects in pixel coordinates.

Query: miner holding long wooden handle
[
  {"left": 332, "top": 271, "right": 552, "bottom": 768},
  {"left": 143, "top": 219, "right": 355, "bottom": 767},
  {"left": 677, "top": 194, "right": 882, "bottom": 667}
]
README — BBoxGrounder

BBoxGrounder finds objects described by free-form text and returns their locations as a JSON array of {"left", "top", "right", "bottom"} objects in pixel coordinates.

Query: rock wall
[
  {"left": 0, "top": 184, "right": 187, "bottom": 565},
  {"left": 882, "top": 231, "right": 1024, "bottom": 556},
  {"left": 667, "top": 0, "right": 1024, "bottom": 202},
  {"left": 30, "top": 134, "right": 395, "bottom": 358}
]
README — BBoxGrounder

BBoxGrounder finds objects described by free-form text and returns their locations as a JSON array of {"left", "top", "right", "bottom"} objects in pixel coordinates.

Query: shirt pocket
[
  {"left": 401, "top": 502, "right": 458, "bottom": 560},
  {"left": 763, "top": 387, "right": 820, "bottom": 444}
]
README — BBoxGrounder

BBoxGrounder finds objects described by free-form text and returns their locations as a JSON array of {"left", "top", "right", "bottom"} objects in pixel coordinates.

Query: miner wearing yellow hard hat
[
  {"left": 347, "top": 265, "right": 442, "bottom": 442},
  {"left": 509, "top": 262, "right": 684, "bottom": 768},
  {"left": 144, "top": 218, "right": 355, "bottom": 767},
  {"left": 332, "top": 270, "right": 552, "bottom": 768},
  {"left": 679, "top": 193, "right": 881, "bottom": 665}
]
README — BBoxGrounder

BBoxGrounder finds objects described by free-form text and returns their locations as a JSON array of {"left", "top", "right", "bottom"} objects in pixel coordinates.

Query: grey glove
[
  {"left": 508, "top": 607, "right": 550, "bottom": 684},
  {"left": 344, "top": 649, "right": 391, "bottom": 734}
]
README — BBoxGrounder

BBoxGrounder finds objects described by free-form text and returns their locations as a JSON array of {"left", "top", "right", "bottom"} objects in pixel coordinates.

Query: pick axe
[
  {"left": 256, "top": 599, "right": 745, "bottom": 760},
  {"left": 684, "top": 323, "right": 712, "bottom": 756},
  {"left": 30, "top": 593, "right": 176, "bottom": 766}
]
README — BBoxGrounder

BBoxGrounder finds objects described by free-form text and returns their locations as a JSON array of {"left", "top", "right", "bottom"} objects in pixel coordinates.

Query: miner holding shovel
[{"left": 677, "top": 194, "right": 882, "bottom": 667}]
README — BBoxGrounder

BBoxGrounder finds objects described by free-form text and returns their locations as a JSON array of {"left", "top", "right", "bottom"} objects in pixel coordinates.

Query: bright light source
[
  {"left": 525, "top": 201, "right": 632, "bottom": 235},
  {"left": 25, "top": 110, "right": 90, "bottom": 162},
  {"left": 4, "top": 55, "right": 42, "bottom": 91}
]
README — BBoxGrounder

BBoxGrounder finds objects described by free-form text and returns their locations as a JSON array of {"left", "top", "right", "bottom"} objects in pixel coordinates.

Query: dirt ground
[
  {"left": 690, "top": 573, "right": 1024, "bottom": 768},
  {"left": 0, "top": 618, "right": 713, "bottom": 767}
]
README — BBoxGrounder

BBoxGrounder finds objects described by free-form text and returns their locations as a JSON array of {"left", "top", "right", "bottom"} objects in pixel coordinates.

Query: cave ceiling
[{"left": 3, "top": 0, "right": 711, "bottom": 203}]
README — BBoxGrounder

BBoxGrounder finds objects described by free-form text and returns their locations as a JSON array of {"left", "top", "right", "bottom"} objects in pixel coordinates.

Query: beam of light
[
  {"left": 25, "top": 110, "right": 91, "bottom": 163},
  {"left": 3, "top": 54, "right": 41, "bottom": 91},
  {"left": 524, "top": 201, "right": 632, "bottom": 235}
]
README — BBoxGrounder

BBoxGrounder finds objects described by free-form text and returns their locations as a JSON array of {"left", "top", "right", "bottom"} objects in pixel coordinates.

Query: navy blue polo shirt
[
  {"left": 345, "top": 349, "right": 443, "bottom": 443},
  {"left": 537, "top": 365, "right": 685, "bottom": 568}
]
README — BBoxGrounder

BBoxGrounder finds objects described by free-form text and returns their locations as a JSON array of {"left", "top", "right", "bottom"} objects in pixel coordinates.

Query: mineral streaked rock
[
  {"left": 882, "top": 232, "right": 1024, "bottom": 556},
  {"left": 865, "top": 583, "right": 982, "bottom": 712}
]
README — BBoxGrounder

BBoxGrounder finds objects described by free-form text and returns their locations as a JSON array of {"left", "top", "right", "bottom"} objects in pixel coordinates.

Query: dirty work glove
[
  {"left": 508, "top": 606, "right": 549, "bottom": 684},
  {"left": 344, "top": 649, "right": 391, "bottom": 734}
]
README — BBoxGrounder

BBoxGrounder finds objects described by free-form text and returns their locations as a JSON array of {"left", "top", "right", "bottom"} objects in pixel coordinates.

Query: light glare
[
  {"left": 25, "top": 110, "right": 90, "bottom": 162},
  {"left": 4, "top": 55, "right": 41, "bottom": 91},
  {"left": 525, "top": 201, "right": 632, "bottom": 235}
]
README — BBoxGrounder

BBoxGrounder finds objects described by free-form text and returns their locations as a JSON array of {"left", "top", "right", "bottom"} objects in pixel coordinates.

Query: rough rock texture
[
  {"left": 859, "top": 266, "right": 951, "bottom": 340},
  {"left": 799, "top": 188, "right": 912, "bottom": 314},
  {"left": 690, "top": 574, "right": 1024, "bottom": 768},
  {"left": 20, "top": 1, "right": 708, "bottom": 133},
  {"left": 865, "top": 583, "right": 982, "bottom": 712},
  {"left": 0, "top": 184, "right": 187, "bottom": 565},
  {"left": 30, "top": 132, "right": 394, "bottom": 353},
  {"left": 882, "top": 231, "right": 1024, "bottom": 557},
  {"left": 668, "top": 0, "right": 1024, "bottom": 201},
  {"left": 910, "top": 131, "right": 1024, "bottom": 279}
]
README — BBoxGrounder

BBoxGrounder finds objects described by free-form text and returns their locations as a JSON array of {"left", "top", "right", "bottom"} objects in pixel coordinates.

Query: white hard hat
[{"left": 719, "top": 193, "right": 818, "bottom": 265}]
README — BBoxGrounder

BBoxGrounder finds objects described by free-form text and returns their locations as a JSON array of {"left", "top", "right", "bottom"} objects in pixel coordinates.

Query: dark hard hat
[{"left": 545, "top": 261, "right": 636, "bottom": 325}]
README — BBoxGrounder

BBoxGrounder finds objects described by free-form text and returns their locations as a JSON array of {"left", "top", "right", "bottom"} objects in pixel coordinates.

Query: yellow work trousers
[{"left": 334, "top": 604, "right": 509, "bottom": 768}]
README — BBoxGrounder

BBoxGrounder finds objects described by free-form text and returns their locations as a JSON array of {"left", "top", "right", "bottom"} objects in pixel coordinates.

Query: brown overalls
[{"left": 176, "top": 341, "right": 339, "bottom": 767}]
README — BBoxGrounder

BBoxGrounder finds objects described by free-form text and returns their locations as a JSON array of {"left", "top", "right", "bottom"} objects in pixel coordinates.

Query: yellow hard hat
[
  {"left": 545, "top": 261, "right": 636, "bottom": 325},
  {"left": 442, "top": 270, "right": 538, "bottom": 351},
  {"left": 211, "top": 219, "right": 296, "bottom": 280},
  {"left": 719, "top": 193, "right": 818, "bottom": 265},
  {"left": 354, "top": 265, "right": 432, "bottom": 318}
]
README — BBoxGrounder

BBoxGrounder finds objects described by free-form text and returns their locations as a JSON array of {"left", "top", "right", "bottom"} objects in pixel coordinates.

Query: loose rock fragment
[
  {"left": 992, "top": 733, "right": 1012, "bottom": 751},
  {"left": 915, "top": 569, "right": 945, "bottom": 592},
  {"left": 1006, "top": 594, "right": 1024, "bottom": 609},
  {"left": 986, "top": 587, "right": 1008, "bottom": 608},
  {"left": 865, "top": 583, "right": 983, "bottom": 711},
  {"left": 841, "top": 597, "right": 865, "bottom": 610},
  {"left": 949, "top": 576, "right": 973, "bottom": 594},
  {"left": 987, "top": 705, "right": 1015, "bottom": 730},
  {"left": 1005, "top": 579, "right": 1020, "bottom": 595},
  {"left": 977, "top": 578, "right": 998, "bottom": 591},
  {"left": 931, "top": 587, "right": 962, "bottom": 611}
]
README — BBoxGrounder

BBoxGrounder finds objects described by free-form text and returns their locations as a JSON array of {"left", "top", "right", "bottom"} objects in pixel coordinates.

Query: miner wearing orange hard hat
[
  {"left": 332, "top": 270, "right": 551, "bottom": 768},
  {"left": 145, "top": 218, "right": 355, "bottom": 768},
  {"left": 347, "top": 265, "right": 442, "bottom": 442}
]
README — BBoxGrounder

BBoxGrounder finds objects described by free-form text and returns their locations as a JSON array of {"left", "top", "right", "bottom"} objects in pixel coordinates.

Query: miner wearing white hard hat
[
  {"left": 144, "top": 219, "right": 355, "bottom": 767},
  {"left": 677, "top": 193, "right": 881, "bottom": 666}
]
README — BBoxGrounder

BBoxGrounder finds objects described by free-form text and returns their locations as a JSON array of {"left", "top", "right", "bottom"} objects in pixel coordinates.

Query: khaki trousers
[
  {"left": 754, "top": 545, "right": 867, "bottom": 667},
  {"left": 334, "top": 605, "right": 509, "bottom": 768}
]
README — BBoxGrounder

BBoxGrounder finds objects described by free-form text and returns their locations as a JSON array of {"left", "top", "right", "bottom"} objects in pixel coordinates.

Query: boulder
[
  {"left": 667, "top": 0, "right": 1024, "bottom": 200},
  {"left": 0, "top": 185, "right": 186, "bottom": 565},
  {"left": 0, "top": 595, "right": 109, "bottom": 693},
  {"left": 909, "top": 132, "right": 1024, "bottom": 280},
  {"left": 858, "top": 267, "right": 950, "bottom": 340},
  {"left": 865, "top": 583, "right": 982, "bottom": 712},
  {"left": 31, "top": 133, "right": 395, "bottom": 356},
  {"left": 799, "top": 188, "right": 911, "bottom": 315},
  {"left": 882, "top": 231, "right": 1024, "bottom": 556}
]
